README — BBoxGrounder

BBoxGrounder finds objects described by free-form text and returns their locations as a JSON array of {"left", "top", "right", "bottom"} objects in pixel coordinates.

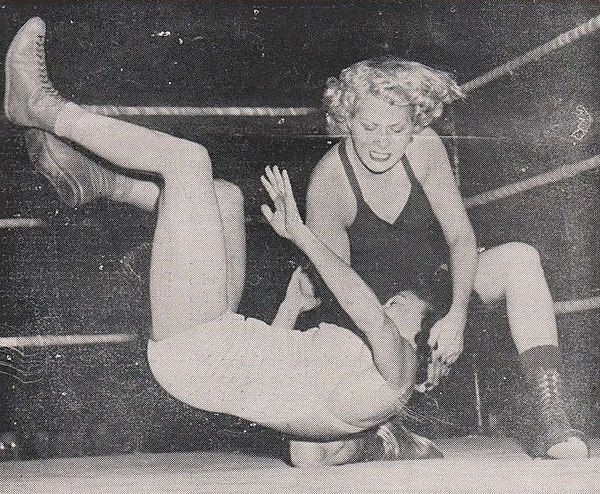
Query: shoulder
[
  {"left": 306, "top": 141, "right": 355, "bottom": 225},
  {"left": 405, "top": 127, "right": 450, "bottom": 182},
  {"left": 308, "top": 141, "right": 350, "bottom": 199},
  {"left": 309, "top": 143, "right": 342, "bottom": 186}
]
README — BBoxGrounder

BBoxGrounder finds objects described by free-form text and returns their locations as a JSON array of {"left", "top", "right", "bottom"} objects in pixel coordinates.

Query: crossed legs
[{"left": 52, "top": 108, "right": 231, "bottom": 340}]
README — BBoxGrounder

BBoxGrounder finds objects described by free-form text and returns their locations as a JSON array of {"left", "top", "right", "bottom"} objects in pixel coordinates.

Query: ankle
[
  {"left": 109, "top": 174, "right": 133, "bottom": 203},
  {"left": 53, "top": 102, "right": 85, "bottom": 140}
]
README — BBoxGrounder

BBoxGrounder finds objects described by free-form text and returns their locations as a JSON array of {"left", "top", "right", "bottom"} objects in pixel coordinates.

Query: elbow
[
  {"left": 357, "top": 311, "right": 388, "bottom": 339},
  {"left": 448, "top": 227, "right": 476, "bottom": 253},
  {"left": 376, "top": 315, "right": 418, "bottom": 388}
]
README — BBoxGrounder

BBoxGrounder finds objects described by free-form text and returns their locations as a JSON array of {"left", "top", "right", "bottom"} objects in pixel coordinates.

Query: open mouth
[{"left": 369, "top": 150, "right": 391, "bottom": 162}]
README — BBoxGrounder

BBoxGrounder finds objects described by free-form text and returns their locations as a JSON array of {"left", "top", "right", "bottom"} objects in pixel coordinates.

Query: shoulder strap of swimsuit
[{"left": 338, "top": 141, "right": 366, "bottom": 204}]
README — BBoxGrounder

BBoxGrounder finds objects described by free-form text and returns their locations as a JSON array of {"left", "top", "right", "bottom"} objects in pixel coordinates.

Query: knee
[
  {"left": 187, "top": 143, "right": 211, "bottom": 175},
  {"left": 503, "top": 242, "right": 542, "bottom": 272},
  {"left": 215, "top": 180, "right": 244, "bottom": 212},
  {"left": 164, "top": 142, "right": 212, "bottom": 181}
]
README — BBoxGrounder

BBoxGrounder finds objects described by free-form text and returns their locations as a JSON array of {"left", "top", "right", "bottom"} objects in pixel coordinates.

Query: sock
[
  {"left": 519, "top": 344, "right": 561, "bottom": 376},
  {"left": 54, "top": 102, "right": 86, "bottom": 141},
  {"left": 110, "top": 175, "right": 160, "bottom": 211},
  {"left": 112, "top": 174, "right": 135, "bottom": 202}
]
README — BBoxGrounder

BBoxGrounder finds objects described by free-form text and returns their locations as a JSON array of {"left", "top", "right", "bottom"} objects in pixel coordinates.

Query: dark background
[{"left": 0, "top": 0, "right": 598, "bottom": 459}]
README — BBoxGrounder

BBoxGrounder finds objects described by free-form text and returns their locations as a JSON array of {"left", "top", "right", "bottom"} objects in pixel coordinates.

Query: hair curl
[{"left": 324, "top": 57, "right": 464, "bottom": 136}]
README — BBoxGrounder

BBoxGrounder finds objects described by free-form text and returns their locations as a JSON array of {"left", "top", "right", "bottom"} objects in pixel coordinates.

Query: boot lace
[
  {"left": 35, "top": 35, "right": 59, "bottom": 96},
  {"left": 536, "top": 368, "right": 570, "bottom": 432}
]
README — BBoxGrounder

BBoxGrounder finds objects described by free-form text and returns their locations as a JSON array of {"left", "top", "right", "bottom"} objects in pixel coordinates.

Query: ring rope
[
  {"left": 0, "top": 295, "right": 598, "bottom": 348},
  {"left": 459, "top": 13, "right": 600, "bottom": 95},
  {"left": 11, "top": 153, "right": 596, "bottom": 231},
  {"left": 80, "top": 105, "right": 319, "bottom": 118},
  {"left": 464, "top": 154, "right": 600, "bottom": 209},
  {"left": 77, "top": 14, "right": 600, "bottom": 118},
  {"left": 0, "top": 218, "right": 48, "bottom": 229},
  {"left": 0, "top": 333, "right": 135, "bottom": 349},
  {"left": 555, "top": 296, "right": 600, "bottom": 315},
  {"left": 3, "top": 15, "right": 600, "bottom": 347}
]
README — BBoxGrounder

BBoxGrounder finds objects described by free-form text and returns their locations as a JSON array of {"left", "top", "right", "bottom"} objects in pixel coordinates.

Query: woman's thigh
[{"left": 215, "top": 179, "right": 246, "bottom": 311}]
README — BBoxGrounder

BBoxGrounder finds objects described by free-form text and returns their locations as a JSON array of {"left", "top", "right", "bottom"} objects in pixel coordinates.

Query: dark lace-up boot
[
  {"left": 4, "top": 17, "right": 67, "bottom": 130},
  {"left": 528, "top": 367, "right": 589, "bottom": 459}
]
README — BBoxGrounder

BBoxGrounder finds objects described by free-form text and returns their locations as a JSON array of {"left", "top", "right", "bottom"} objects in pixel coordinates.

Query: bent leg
[
  {"left": 112, "top": 175, "right": 246, "bottom": 311},
  {"left": 473, "top": 242, "right": 557, "bottom": 352},
  {"left": 473, "top": 242, "right": 588, "bottom": 458},
  {"left": 25, "top": 129, "right": 246, "bottom": 312},
  {"left": 214, "top": 179, "right": 245, "bottom": 311},
  {"left": 117, "top": 176, "right": 245, "bottom": 311},
  {"left": 149, "top": 148, "right": 228, "bottom": 340},
  {"left": 113, "top": 176, "right": 245, "bottom": 311},
  {"left": 52, "top": 107, "right": 230, "bottom": 338}
]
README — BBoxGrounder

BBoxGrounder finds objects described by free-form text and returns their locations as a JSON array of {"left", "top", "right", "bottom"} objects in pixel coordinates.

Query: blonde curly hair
[{"left": 324, "top": 57, "right": 464, "bottom": 136}]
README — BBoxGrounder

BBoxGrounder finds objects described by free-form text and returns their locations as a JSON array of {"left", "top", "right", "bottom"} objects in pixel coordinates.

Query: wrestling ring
[{"left": 0, "top": 7, "right": 599, "bottom": 493}]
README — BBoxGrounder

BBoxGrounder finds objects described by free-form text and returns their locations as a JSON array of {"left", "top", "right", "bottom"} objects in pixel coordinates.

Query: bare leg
[
  {"left": 123, "top": 175, "right": 245, "bottom": 313},
  {"left": 473, "top": 242, "right": 557, "bottom": 352},
  {"left": 25, "top": 128, "right": 246, "bottom": 314},
  {"left": 112, "top": 175, "right": 246, "bottom": 312},
  {"left": 54, "top": 109, "right": 229, "bottom": 340},
  {"left": 473, "top": 242, "right": 588, "bottom": 458}
]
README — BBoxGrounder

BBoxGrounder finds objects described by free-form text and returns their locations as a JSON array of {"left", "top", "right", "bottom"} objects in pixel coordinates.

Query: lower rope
[
  {"left": 0, "top": 333, "right": 135, "bottom": 349},
  {"left": 554, "top": 296, "right": 600, "bottom": 315},
  {"left": 1, "top": 295, "right": 598, "bottom": 348},
  {"left": 0, "top": 218, "right": 48, "bottom": 229}
]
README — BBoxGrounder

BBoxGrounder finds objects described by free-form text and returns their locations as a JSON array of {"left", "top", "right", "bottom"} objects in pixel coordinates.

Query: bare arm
[
  {"left": 306, "top": 158, "right": 351, "bottom": 263},
  {"left": 272, "top": 299, "right": 303, "bottom": 330},
  {"left": 422, "top": 131, "right": 477, "bottom": 317},
  {"left": 261, "top": 166, "right": 414, "bottom": 391},
  {"left": 417, "top": 130, "right": 478, "bottom": 364},
  {"left": 293, "top": 225, "right": 415, "bottom": 390}
]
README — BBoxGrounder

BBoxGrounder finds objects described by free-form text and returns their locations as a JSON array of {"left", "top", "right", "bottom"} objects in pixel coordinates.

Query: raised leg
[
  {"left": 4, "top": 17, "right": 231, "bottom": 338},
  {"left": 112, "top": 175, "right": 246, "bottom": 312},
  {"left": 23, "top": 129, "right": 246, "bottom": 311},
  {"left": 51, "top": 110, "right": 231, "bottom": 339},
  {"left": 148, "top": 150, "right": 227, "bottom": 339}
]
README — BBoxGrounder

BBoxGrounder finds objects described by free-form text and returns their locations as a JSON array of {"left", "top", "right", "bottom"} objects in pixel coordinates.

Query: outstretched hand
[{"left": 261, "top": 166, "right": 305, "bottom": 242}]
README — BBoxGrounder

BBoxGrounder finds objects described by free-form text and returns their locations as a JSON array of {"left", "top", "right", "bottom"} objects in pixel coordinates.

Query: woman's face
[{"left": 348, "top": 94, "right": 415, "bottom": 174}]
